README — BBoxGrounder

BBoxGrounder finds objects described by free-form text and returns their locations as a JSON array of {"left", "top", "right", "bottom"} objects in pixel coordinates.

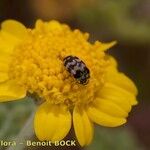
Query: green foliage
[
  {"left": 86, "top": 126, "right": 143, "bottom": 150},
  {"left": 0, "top": 98, "right": 35, "bottom": 140},
  {"left": 77, "top": 0, "right": 150, "bottom": 45}
]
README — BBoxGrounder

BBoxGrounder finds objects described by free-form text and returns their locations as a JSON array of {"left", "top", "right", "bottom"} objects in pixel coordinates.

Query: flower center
[{"left": 9, "top": 20, "right": 109, "bottom": 107}]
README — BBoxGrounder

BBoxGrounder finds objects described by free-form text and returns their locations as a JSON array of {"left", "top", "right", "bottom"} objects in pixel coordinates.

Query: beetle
[{"left": 63, "top": 56, "right": 90, "bottom": 84}]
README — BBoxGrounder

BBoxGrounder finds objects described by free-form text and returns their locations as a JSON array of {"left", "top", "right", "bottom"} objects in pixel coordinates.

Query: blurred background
[{"left": 0, "top": 0, "right": 150, "bottom": 150}]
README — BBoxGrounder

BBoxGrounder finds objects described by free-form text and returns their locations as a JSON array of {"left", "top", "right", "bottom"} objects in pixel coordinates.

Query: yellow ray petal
[
  {"left": 0, "top": 47, "right": 12, "bottom": 83},
  {"left": 0, "top": 37, "right": 16, "bottom": 55},
  {"left": 87, "top": 104, "right": 126, "bottom": 127},
  {"left": 1, "top": 20, "right": 27, "bottom": 40},
  {"left": 0, "top": 80, "right": 26, "bottom": 102},
  {"left": 0, "top": 20, "right": 27, "bottom": 61},
  {"left": 0, "top": 72, "right": 8, "bottom": 83},
  {"left": 106, "top": 71, "right": 138, "bottom": 95},
  {"left": 0, "top": 31, "right": 21, "bottom": 46},
  {"left": 99, "top": 83, "right": 137, "bottom": 109},
  {"left": 98, "top": 89, "right": 131, "bottom": 112},
  {"left": 98, "top": 41, "right": 117, "bottom": 51},
  {"left": 0, "top": 62, "right": 9, "bottom": 72},
  {"left": 109, "top": 55, "right": 118, "bottom": 68},
  {"left": 93, "top": 98, "right": 128, "bottom": 118},
  {"left": 73, "top": 106, "right": 93, "bottom": 146},
  {"left": 0, "top": 52, "right": 11, "bottom": 62},
  {"left": 34, "top": 102, "right": 71, "bottom": 142},
  {"left": 106, "top": 55, "right": 118, "bottom": 72},
  {"left": 0, "top": 39, "right": 13, "bottom": 77}
]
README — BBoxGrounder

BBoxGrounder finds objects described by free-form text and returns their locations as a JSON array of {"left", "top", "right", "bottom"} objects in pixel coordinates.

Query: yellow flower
[{"left": 0, "top": 20, "right": 138, "bottom": 146}]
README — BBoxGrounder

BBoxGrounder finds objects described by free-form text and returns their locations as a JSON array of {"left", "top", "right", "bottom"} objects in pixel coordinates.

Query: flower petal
[
  {"left": 0, "top": 72, "right": 8, "bottom": 83},
  {"left": 106, "top": 71, "right": 138, "bottom": 95},
  {"left": 98, "top": 83, "right": 137, "bottom": 112},
  {"left": 0, "top": 80, "right": 26, "bottom": 101},
  {"left": 93, "top": 98, "right": 128, "bottom": 118},
  {"left": 35, "top": 20, "right": 63, "bottom": 32},
  {"left": 0, "top": 48, "right": 12, "bottom": 83},
  {"left": 0, "top": 33, "right": 18, "bottom": 57},
  {"left": 34, "top": 102, "right": 71, "bottom": 142},
  {"left": 1, "top": 20, "right": 27, "bottom": 40},
  {"left": 99, "top": 41, "right": 117, "bottom": 51},
  {"left": 73, "top": 106, "right": 93, "bottom": 146},
  {"left": 87, "top": 104, "right": 126, "bottom": 127},
  {"left": 0, "top": 62, "right": 9, "bottom": 72},
  {"left": 106, "top": 55, "right": 118, "bottom": 72},
  {"left": 0, "top": 20, "right": 27, "bottom": 58}
]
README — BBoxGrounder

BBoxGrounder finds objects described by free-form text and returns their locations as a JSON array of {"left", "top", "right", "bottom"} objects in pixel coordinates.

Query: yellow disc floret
[{"left": 9, "top": 20, "right": 114, "bottom": 107}]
